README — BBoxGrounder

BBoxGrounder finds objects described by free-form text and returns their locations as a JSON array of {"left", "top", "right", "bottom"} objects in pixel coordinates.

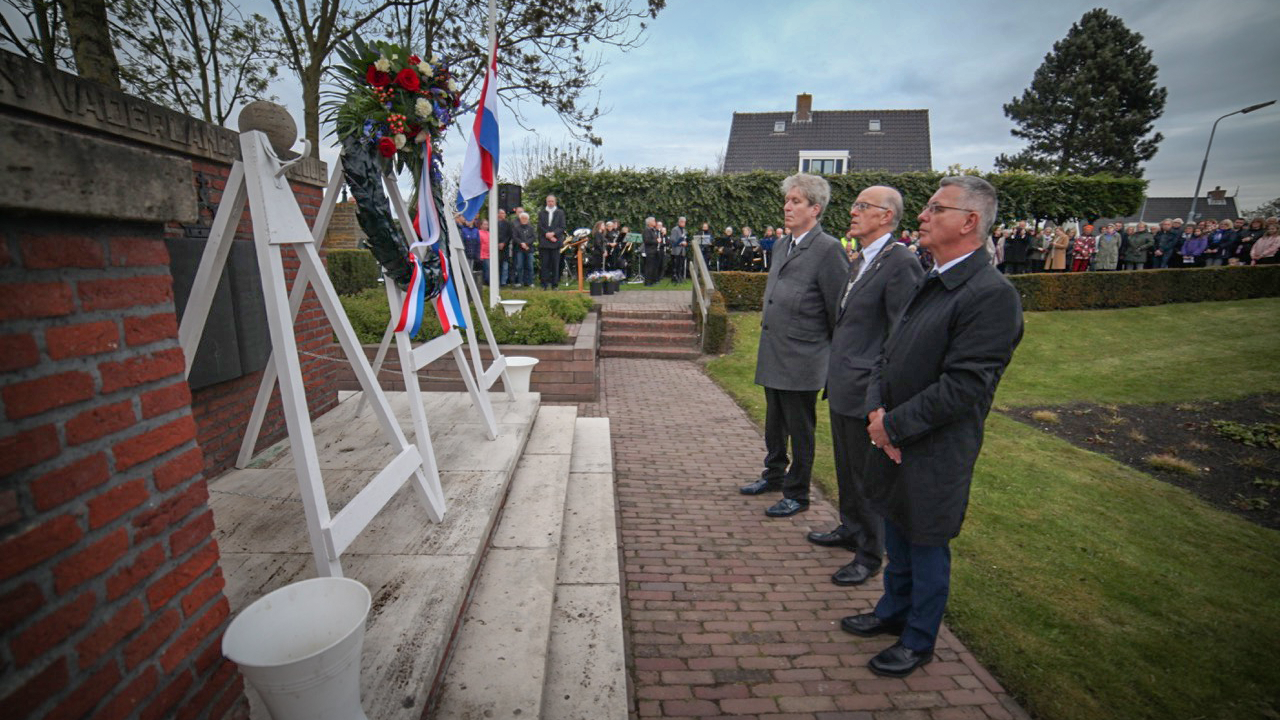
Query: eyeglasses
[
  {"left": 921, "top": 202, "right": 976, "bottom": 215},
  {"left": 851, "top": 201, "right": 889, "bottom": 212}
]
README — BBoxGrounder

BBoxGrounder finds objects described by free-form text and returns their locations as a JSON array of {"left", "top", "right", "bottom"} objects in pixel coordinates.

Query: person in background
[
  {"left": 1027, "top": 223, "right": 1048, "bottom": 271},
  {"left": 1179, "top": 224, "right": 1207, "bottom": 267},
  {"left": 1122, "top": 222, "right": 1154, "bottom": 270},
  {"left": 1251, "top": 222, "right": 1280, "bottom": 265},
  {"left": 740, "top": 225, "right": 763, "bottom": 272},
  {"left": 1153, "top": 219, "right": 1179, "bottom": 268},
  {"left": 497, "top": 208, "right": 513, "bottom": 286},
  {"left": 669, "top": 216, "right": 689, "bottom": 282},
  {"left": 760, "top": 226, "right": 777, "bottom": 269},
  {"left": 1204, "top": 219, "right": 1237, "bottom": 267},
  {"left": 1003, "top": 221, "right": 1031, "bottom": 275},
  {"left": 990, "top": 226, "right": 1006, "bottom": 271},
  {"left": 641, "top": 216, "right": 662, "bottom": 285},
  {"left": 537, "top": 195, "right": 566, "bottom": 290},
  {"left": 1071, "top": 224, "right": 1096, "bottom": 272},
  {"left": 899, "top": 229, "right": 913, "bottom": 245},
  {"left": 1044, "top": 226, "right": 1070, "bottom": 272},
  {"left": 714, "top": 226, "right": 736, "bottom": 271},
  {"left": 1094, "top": 223, "right": 1121, "bottom": 271},
  {"left": 477, "top": 218, "right": 491, "bottom": 284},
  {"left": 842, "top": 227, "right": 859, "bottom": 256},
  {"left": 1234, "top": 218, "right": 1265, "bottom": 264},
  {"left": 512, "top": 211, "right": 536, "bottom": 287},
  {"left": 455, "top": 214, "right": 480, "bottom": 269},
  {"left": 589, "top": 220, "right": 607, "bottom": 271}
]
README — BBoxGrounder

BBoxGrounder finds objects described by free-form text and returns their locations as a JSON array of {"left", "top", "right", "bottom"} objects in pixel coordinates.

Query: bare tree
[
  {"left": 56, "top": 0, "right": 120, "bottom": 88},
  {"left": 0, "top": 0, "right": 74, "bottom": 68},
  {"left": 508, "top": 135, "right": 602, "bottom": 184}
]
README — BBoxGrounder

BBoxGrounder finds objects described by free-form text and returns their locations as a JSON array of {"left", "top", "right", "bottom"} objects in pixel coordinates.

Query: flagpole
[{"left": 486, "top": 0, "right": 499, "bottom": 308}]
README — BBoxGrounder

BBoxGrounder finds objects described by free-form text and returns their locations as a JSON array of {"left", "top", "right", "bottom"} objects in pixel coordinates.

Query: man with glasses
[
  {"left": 740, "top": 173, "right": 849, "bottom": 517},
  {"left": 809, "top": 186, "right": 922, "bottom": 587},
  {"left": 841, "top": 177, "right": 1023, "bottom": 678}
]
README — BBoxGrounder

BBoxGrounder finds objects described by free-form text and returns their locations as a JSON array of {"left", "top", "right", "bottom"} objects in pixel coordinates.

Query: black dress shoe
[
  {"left": 840, "top": 612, "right": 904, "bottom": 637},
  {"left": 868, "top": 641, "right": 933, "bottom": 677},
  {"left": 806, "top": 527, "right": 857, "bottom": 549},
  {"left": 739, "top": 478, "right": 782, "bottom": 495},
  {"left": 831, "top": 561, "right": 880, "bottom": 586},
  {"left": 764, "top": 498, "right": 808, "bottom": 517}
]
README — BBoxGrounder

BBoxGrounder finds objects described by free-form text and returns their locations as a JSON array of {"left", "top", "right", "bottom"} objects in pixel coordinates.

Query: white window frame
[
  {"left": 868, "top": 119, "right": 881, "bottom": 132},
  {"left": 773, "top": 121, "right": 786, "bottom": 133},
  {"left": 798, "top": 150, "right": 849, "bottom": 175}
]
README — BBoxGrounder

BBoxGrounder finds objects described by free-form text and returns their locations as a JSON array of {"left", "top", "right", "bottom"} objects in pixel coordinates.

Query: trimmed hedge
[
  {"left": 327, "top": 249, "right": 382, "bottom": 295},
  {"left": 338, "top": 287, "right": 589, "bottom": 345},
  {"left": 699, "top": 290, "right": 730, "bottom": 355},
  {"left": 713, "top": 266, "right": 1280, "bottom": 312},
  {"left": 524, "top": 168, "right": 1146, "bottom": 234}
]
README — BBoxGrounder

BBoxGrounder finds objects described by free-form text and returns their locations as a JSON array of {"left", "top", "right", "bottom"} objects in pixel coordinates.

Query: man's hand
[{"left": 867, "top": 408, "right": 902, "bottom": 464}]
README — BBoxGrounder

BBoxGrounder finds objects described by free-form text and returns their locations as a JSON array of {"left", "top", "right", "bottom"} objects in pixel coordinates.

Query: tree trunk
[
  {"left": 303, "top": 62, "right": 321, "bottom": 144},
  {"left": 58, "top": 0, "right": 121, "bottom": 89}
]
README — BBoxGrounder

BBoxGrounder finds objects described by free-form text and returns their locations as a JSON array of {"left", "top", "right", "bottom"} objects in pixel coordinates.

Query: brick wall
[
  {"left": 322, "top": 200, "right": 365, "bottom": 250},
  {"left": 0, "top": 215, "right": 245, "bottom": 719}
]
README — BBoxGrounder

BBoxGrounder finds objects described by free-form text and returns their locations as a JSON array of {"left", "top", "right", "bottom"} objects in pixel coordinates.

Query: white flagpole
[{"left": 487, "top": 0, "right": 500, "bottom": 308}]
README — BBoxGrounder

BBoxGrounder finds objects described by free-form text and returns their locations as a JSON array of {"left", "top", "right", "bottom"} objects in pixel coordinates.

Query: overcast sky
[{"left": 290, "top": 0, "right": 1280, "bottom": 210}]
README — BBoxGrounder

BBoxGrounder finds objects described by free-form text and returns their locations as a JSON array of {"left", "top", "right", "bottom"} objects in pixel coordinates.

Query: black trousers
[
  {"left": 830, "top": 409, "right": 885, "bottom": 568},
  {"left": 643, "top": 253, "right": 663, "bottom": 285},
  {"left": 539, "top": 247, "right": 559, "bottom": 288},
  {"left": 761, "top": 387, "right": 818, "bottom": 501}
]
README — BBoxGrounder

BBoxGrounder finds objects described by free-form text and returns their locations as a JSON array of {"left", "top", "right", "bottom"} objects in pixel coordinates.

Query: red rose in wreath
[
  {"left": 395, "top": 69, "right": 421, "bottom": 92},
  {"left": 377, "top": 136, "right": 397, "bottom": 157},
  {"left": 366, "top": 65, "right": 392, "bottom": 87}
]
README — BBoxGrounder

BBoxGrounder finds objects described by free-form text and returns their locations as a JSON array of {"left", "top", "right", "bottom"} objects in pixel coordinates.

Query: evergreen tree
[{"left": 995, "top": 9, "right": 1167, "bottom": 177}]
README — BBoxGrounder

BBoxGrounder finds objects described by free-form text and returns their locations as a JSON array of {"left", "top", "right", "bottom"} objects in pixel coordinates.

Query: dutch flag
[{"left": 455, "top": 39, "right": 500, "bottom": 221}]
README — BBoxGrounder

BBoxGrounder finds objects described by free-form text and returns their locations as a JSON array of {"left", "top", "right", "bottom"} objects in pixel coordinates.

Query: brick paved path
[{"left": 580, "top": 358, "right": 1026, "bottom": 720}]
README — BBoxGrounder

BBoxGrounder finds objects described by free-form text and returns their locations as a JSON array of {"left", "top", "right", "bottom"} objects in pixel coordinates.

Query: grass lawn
[{"left": 704, "top": 298, "right": 1280, "bottom": 720}]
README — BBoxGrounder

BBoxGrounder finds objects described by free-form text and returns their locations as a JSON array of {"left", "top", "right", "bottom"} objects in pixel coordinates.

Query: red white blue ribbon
[{"left": 400, "top": 143, "right": 466, "bottom": 335}]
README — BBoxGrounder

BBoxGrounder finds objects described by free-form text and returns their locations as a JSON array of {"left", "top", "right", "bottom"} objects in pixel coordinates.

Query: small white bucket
[
  {"left": 504, "top": 356, "right": 539, "bottom": 394},
  {"left": 499, "top": 299, "right": 527, "bottom": 316},
  {"left": 222, "top": 577, "right": 371, "bottom": 720}
]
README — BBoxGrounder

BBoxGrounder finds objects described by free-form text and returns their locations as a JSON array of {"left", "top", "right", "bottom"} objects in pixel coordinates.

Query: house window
[
  {"left": 868, "top": 119, "right": 881, "bottom": 132},
  {"left": 798, "top": 150, "right": 850, "bottom": 175},
  {"left": 773, "top": 121, "right": 786, "bottom": 133}
]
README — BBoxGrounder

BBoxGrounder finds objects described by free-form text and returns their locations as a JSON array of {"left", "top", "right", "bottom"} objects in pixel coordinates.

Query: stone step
[
  {"left": 429, "top": 406, "right": 578, "bottom": 720},
  {"left": 600, "top": 307, "right": 692, "bottom": 321},
  {"left": 542, "top": 417, "right": 626, "bottom": 720},
  {"left": 601, "top": 317, "right": 696, "bottom": 333},
  {"left": 600, "top": 330, "right": 699, "bottom": 347},
  {"left": 599, "top": 344, "right": 702, "bottom": 360}
]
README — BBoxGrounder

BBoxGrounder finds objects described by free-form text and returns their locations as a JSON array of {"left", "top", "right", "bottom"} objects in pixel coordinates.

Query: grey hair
[
  {"left": 518, "top": 211, "right": 530, "bottom": 220},
  {"left": 939, "top": 176, "right": 997, "bottom": 239},
  {"left": 863, "top": 185, "right": 904, "bottom": 230},
  {"left": 678, "top": 216, "right": 686, "bottom": 222},
  {"left": 781, "top": 173, "right": 830, "bottom": 219}
]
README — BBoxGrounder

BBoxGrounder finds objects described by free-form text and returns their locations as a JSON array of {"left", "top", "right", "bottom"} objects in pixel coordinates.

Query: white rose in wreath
[
  {"left": 374, "top": 56, "right": 391, "bottom": 73},
  {"left": 415, "top": 97, "right": 432, "bottom": 118},
  {"left": 448, "top": 79, "right": 458, "bottom": 92},
  {"left": 418, "top": 61, "right": 432, "bottom": 75},
  {"left": 394, "top": 133, "right": 406, "bottom": 150}
]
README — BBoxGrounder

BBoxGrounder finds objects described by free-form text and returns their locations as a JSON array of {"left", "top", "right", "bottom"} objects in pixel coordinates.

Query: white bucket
[
  {"left": 499, "top": 299, "right": 527, "bottom": 316},
  {"left": 222, "top": 577, "right": 371, "bottom": 720},
  {"left": 505, "top": 356, "right": 539, "bottom": 394}
]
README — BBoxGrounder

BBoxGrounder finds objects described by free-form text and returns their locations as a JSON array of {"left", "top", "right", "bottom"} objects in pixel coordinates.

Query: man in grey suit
[
  {"left": 740, "top": 174, "right": 849, "bottom": 517},
  {"left": 841, "top": 176, "right": 1023, "bottom": 678},
  {"left": 810, "top": 186, "right": 923, "bottom": 586}
]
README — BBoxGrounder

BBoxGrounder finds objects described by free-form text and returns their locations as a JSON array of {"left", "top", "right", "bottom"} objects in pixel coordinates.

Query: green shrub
[
  {"left": 702, "top": 290, "right": 730, "bottom": 354},
  {"left": 327, "top": 249, "right": 382, "bottom": 295},
  {"left": 338, "top": 287, "right": 575, "bottom": 345},
  {"left": 502, "top": 289, "right": 593, "bottom": 323},
  {"left": 711, "top": 266, "right": 1280, "bottom": 312}
]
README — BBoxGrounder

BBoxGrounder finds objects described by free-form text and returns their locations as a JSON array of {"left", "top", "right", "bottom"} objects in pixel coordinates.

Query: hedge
[
  {"left": 694, "top": 289, "right": 731, "bottom": 355},
  {"left": 327, "top": 249, "right": 382, "bottom": 295},
  {"left": 524, "top": 168, "right": 1146, "bottom": 235},
  {"left": 712, "top": 266, "right": 1280, "bottom": 312},
  {"left": 338, "top": 287, "right": 592, "bottom": 345}
]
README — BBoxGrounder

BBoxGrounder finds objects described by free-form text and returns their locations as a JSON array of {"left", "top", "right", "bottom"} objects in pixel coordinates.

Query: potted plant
[{"left": 587, "top": 270, "right": 608, "bottom": 296}]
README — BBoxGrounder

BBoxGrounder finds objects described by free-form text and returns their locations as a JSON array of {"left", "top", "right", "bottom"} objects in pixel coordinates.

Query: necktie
[
  {"left": 839, "top": 254, "right": 864, "bottom": 310},
  {"left": 926, "top": 267, "right": 940, "bottom": 280}
]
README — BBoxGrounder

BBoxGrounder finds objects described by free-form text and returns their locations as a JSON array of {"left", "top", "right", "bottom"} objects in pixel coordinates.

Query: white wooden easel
[
  {"left": 178, "top": 129, "right": 445, "bottom": 578},
  {"left": 350, "top": 171, "right": 514, "bottom": 441}
]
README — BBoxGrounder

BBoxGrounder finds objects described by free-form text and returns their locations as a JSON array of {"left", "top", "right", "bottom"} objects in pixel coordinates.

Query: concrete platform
[{"left": 209, "top": 391, "right": 540, "bottom": 720}]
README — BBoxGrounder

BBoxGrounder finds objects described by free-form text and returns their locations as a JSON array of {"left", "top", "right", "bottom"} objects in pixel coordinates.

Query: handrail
[{"left": 689, "top": 242, "right": 715, "bottom": 347}]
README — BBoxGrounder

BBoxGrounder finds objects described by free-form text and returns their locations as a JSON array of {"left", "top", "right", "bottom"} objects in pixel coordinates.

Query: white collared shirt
[
  {"left": 787, "top": 227, "right": 812, "bottom": 254},
  {"left": 855, "top": 232, "right": 893, "bottom": 281},
  {"left": 933, "top": 250, "right": 976, "bottom": 276}
]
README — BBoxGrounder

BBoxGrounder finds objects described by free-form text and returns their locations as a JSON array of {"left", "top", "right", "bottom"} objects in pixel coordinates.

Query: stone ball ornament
[{"left": 237, "top": 101, "right": 298, "bottom": 156}]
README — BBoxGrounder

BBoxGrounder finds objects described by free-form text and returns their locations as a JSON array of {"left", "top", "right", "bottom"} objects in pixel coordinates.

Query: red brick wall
[
  {"left": 182, "top": 160, "right": 337, "bottom": 478},
  {"left": 0, "top": 214, "right": 246, "bottom": 719}
]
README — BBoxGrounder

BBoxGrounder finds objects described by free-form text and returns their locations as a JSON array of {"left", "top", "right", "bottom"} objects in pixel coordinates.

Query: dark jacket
[
  {"left": 642, "top": 226, "right": 660, "bottom": 255},
  {"left": 826, "top": 239, "right": 923, "bottom": 417},
  {"left": 864, "top": 249, "right": 1023, "bottom": 545},
  {"left": 512, "top": 222, "right": 536, "bottom": 252},
  {"left": 755, "top": 224, "right": 850, "bottom": 391},
  {"left": 498, "top": 218, "right": 514, "bottom": 259},
  {"left": 537, "top": 207, "right": 566, "bottom": 249},
  {"left": 1003, "top": 229, "right": 1031, "bottom": 263}
]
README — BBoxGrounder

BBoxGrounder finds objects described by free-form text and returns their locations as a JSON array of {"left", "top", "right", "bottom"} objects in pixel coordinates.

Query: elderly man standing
[
  {"left": 808, "top": 186, "right": 922, "bottom": 586},
  {"left": 538, "top": 195, "right": 566, "bottom": 290},
  {"left": 841, "top": 176, "right": 1023, "bottom": 678},
  {"left": 740, "top": 174, "right": 849, "bottom": 517}
]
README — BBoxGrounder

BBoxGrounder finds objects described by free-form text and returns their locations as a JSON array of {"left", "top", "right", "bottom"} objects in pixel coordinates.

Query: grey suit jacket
[
  {"left": 754, "top": 224, "right": 849, "bottom": 391},
  {"left": 863, "top": 249, "right": 1023, "bottom": 544},
  {"left": 826, "top": 239, "right": 923, "bottom": 417}
]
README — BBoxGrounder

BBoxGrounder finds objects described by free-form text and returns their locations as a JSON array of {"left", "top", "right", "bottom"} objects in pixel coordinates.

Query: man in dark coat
[
  {"left": 642, "top": 217, "right": 662, "bottom": 285},
  {"left": 1002, "top": 220, "right": 1031, "bottom": 274},
  {"left": 537, "top": 195, "right": 566, "bottom": 289},
  {"left": 841, "top": 176, "right": 1023, "bottom": 678},
  {"left": 809, "top": 185, "right": 922, "bottom": 587},
  {"left": 740, "top": 173, "right": 849, "bottom": 517},
  {"left": 497, "top": 208, "right": 514, "bottom": 285}
]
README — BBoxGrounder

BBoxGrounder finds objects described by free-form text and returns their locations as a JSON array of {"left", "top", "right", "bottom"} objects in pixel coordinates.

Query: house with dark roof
[
  {"left": 723, "top": 94, "right": 932, "bottom": 174},
  {"left": 1096, "top": 186, "right": 1241, "bottom": 226}
]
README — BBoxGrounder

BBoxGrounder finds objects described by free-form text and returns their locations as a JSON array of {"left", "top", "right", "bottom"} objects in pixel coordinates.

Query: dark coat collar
[{"left": 938, "top": 247, "right": 991, "bottom": 290}]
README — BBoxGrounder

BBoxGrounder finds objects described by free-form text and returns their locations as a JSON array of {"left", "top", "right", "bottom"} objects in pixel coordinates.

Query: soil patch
[{"left": 1004, "top": 394, "right": 1280, "bottom": 530}]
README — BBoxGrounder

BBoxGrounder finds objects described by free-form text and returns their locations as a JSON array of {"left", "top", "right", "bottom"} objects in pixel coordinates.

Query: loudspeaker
[{"left": 498, "top": 183, "right": 522, "bottom": 212}]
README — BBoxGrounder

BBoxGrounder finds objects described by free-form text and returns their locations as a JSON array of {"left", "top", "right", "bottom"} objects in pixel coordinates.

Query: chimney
[{"left": 794, "top": 93, "right": 812, "bottom": 123}]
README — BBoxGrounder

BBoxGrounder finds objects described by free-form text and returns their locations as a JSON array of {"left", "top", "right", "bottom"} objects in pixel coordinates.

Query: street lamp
[{"left": 1188, "top": 99, "right": 1276, "bottom": 223}]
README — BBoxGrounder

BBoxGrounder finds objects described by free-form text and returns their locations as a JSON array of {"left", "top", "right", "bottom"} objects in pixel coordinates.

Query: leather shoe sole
[
  {"left": 868, "top": 642, "right": 933, "bottom": 677},
  {"left": 740, "top": 479, "right": 782, "bottom": 495},
  {"left": 764, "top": 498, "right": 809, "bottom": 517},
  {"left": 806, "top": 528, "right": 857, "bottom": 550},
  {"left": 831, "top": 561, "right": 880, "bottom": 587},
  {"left": 840, "top": 613, "right": 904, "bottom": 637}
]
